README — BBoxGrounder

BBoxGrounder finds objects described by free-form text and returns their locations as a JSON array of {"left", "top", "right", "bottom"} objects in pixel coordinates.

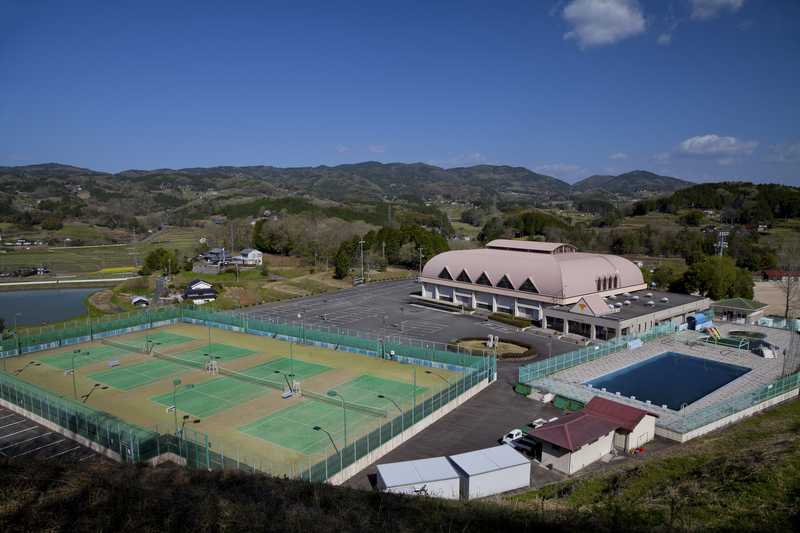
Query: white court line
[
  {"left": 0, "top": 419, "right": 26, "bottom": 431},
  {"left": 11, "top": 439, "right": 65, "bottom": 458},
  {"left": 45, "top": 445, "right": 81, "bottom": 460},
  {"left": 0, "top": 426, "right": 39, "bottom": 441},
  {"left": 0, "top": 432, "right": 51, "bottom": 452}
]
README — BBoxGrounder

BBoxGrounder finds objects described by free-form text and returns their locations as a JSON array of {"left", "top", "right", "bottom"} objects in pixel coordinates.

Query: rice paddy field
[{"left": 4, "top": 323, "right": 456, "bottom": 473}]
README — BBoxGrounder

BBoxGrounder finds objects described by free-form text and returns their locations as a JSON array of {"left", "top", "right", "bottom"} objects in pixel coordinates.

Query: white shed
[
  {"left": 448, "top": 445, "right": 530, "bottom": 499},
  {"left": 376, "top": 457, "right": 461, "bottom": 499}
]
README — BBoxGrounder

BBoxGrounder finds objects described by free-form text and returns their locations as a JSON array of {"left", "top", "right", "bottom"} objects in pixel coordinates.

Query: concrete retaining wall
[{"left": 328, "top": 376, "right": 491, "bottom": 485}]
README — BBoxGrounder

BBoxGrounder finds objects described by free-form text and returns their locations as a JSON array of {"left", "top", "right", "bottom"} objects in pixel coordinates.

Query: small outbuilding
[
  {"left": 583, "top": 397, "right": 658, "bottom": 451},
  {"left": 376, "top": 457, "right": 461, "bottom": 499},
  {"left": 528, "top": 411, "right": 617, "bottom": 475},
  {"left": 234, "top": 248, "right": 264, "bottom": 266},
  {"left": 448, "top": 445, "right": 530, "bottom": 499},
  {"left": 711, "top": 298, "right": 769, "bottom": 325}
]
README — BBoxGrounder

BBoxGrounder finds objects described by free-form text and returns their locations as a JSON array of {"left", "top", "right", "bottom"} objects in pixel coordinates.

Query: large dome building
[{"left": 418, "top": 240, "right": 709, "bottom": 340}]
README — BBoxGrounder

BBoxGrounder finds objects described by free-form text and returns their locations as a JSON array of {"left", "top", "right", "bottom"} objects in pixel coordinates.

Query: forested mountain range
[{"left": 0, "top": 162, "right": 691, "bottom": 205}]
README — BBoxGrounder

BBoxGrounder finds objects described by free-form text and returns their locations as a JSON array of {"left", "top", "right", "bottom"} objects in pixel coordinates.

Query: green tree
[
  {"left": 681, "top": 256, "right": 753, "bottom": 300},
  {"left": 141, "top": 247, "right": 178, "bottom": 275},
  {"left": 652, "top": 263, "right": 683, "bottom": 289},
  {"left": 681, "top": 210, "right": 705, "bottom": 227}
]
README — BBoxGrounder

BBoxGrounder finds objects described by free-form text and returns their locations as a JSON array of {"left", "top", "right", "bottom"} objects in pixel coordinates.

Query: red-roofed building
[
  {"left": 584, "top": 397, "right": 658, "bottom": 451},
  {"left": 527, "top": 411, "right": 618, "bottom": 474}
]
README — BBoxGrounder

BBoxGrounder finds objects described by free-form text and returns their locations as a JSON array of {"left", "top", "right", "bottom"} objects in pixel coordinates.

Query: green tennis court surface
[
  {"left": 329, "top": 374, "right": 427, "bottom": 409},
  {"left": 89, "top": 359, "right": 186, "bottom": 390},
  {"left": 239, "top": 374, "right": 427, "bottom": 454},
  {"left": 169, "top": 343, "right": 256, "bottom": 363},
  {"left": 39, "top": 345, "right": 136, "bottom": 370},
  {"left": 132, "top": 331, "right": 194, "bottom": 347},
  {"left": 239, "top": 357, "right": 332, "bottom": 384},
  {"left": 239, "top": 397, "right": 378, "bottom": 455},
  {"left": 150, "top": 376, "right": 270, "bottom": 418}
]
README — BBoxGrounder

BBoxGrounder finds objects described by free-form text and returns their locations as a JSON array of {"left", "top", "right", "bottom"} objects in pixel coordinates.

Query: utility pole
[{"left": 417, "top": 247, "right": 424, "bottom": 280}]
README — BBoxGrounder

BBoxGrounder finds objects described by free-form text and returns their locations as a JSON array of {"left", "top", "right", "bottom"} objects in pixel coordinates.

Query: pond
[{"left": 0, "top": 288, "right": 98, "bottom": 327}]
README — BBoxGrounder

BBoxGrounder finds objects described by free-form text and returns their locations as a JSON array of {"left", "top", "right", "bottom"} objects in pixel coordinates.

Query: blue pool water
[{"left": 586, "top": 352, "right": 750, "bottom": 410}]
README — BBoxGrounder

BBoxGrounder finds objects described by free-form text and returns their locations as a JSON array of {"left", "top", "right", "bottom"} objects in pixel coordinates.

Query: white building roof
[
  {"left": 377, "top": 457, "right": 461, "bottom": 487},
  {"left": 448, "top": 445, "right": 529, "bottom": 476}
]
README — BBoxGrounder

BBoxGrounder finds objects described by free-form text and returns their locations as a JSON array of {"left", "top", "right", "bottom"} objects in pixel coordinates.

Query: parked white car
[{"left": 501, "top": 429, "right": 525, "bottom": 445}]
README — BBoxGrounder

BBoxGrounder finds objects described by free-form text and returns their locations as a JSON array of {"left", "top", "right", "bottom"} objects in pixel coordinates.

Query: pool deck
[{"left": 534, "top": 323, "right": 792, "bottom": 430}]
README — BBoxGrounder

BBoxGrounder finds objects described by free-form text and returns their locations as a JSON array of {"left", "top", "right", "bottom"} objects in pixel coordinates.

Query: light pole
[
  {"left": 14, "top": 361, "right": 40, "bottom": 376},
  {"left": 70, "top": 349, "right": 82, "bottom": 399},
  {"left": 81, "top": 383, "right": 109, "bottom": 403},
  {"left": 425, "top": 369, "right": 451, "bottom": 404},
  {"left": 326, "top": 390, "right": 348, "bottom": 447},
  {"left": 377, "top": 394, "right": 403, "bottom": 430},
  {"left": 13, "top": 312, "right": 22, "bottom": 360},
  {"left": 313, "top": 425, "right": 342, "bottom": 473},
  {"left": 273, "top": 369, "right": 296, "bottom": 392},
  {"left": 171, "top": 378, "right": 195, "bottom": 436}
]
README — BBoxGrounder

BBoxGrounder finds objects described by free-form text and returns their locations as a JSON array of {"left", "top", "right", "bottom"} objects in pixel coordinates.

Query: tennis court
[
  {"left": 239, "top": 373, "right": 427, "bottom": 454},
  {"left": 239, "top": 397, "right": 379, "bottom": 455},
  {"left": 39, "top": 345, "right": 136, "bottom": 371},
  {"left": 89, "top": 359, "right": 186, "bottom": 390},
  {"left": 135, "top": 331, "right": 194, "bottom": 347},
  {"left": 240, "top": 357, "right": 332, "bottom": 385},
  {"left": 7, "top": 321, "right": 463, "bottom": 472},
  {"left": 150, "top": 376, "right": 270, "bottom": 418},
  {"left": 169, "top": 343, "right": 256, "bottom": 363}
]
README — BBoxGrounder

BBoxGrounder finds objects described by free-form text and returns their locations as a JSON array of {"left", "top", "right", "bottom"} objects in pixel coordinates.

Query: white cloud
[
  {"left": 535, "top": 163, "right": 584, "bottom": 179},
  {"left": 657, "top": 33, "right": 672, "bottom": 45},
  {"left": 609, "top": 152, "right": 628, "bottom": 160},
  {"left": 679, "top": 134, "right": 758, "bottom": 156},
  {"left": 767, "top": 142, "right": 800, "bottom": 163},
  {"left": 335, "top": 145, "right": 350, "bottom": 154},
  {"left": 690, "top": 0, "right": 745, "bottom": 20},
  {"left": 562, "top": 0, "right": 646, "bottom": 48},
  {"left": 367, "top": 144, "right": 386, "bottom": 154}
]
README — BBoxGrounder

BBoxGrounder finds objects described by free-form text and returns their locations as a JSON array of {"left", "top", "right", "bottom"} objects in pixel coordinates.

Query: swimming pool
[{"left": 586, "top": 352, "right": 750, "bottom": 410}]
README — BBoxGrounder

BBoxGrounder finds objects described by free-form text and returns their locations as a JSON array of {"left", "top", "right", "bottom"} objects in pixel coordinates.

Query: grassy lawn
[{"left": 508, "top": 398, "right": 800, "bottom": 531}]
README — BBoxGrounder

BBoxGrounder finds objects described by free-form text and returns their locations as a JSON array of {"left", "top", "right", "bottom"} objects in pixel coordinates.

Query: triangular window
[
  {"left": 476, "top": 272, "right": 492, "bottom": 286},
  {"left": 438, "top": 268, "right": 453, "bottom": 280},
  {"left": 496, "top": 275, "right": 514, "bottom": 290},
  {"left": 456, "top": 270, "right": 472, "bottom": 283},
  {"left": 519, "top": 278, "right": 539, "bottom": 293}
]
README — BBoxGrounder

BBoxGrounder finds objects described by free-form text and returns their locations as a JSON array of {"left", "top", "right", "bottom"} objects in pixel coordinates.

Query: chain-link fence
[{"left": 518, "top": 321, "right": 678, "bottom": 384}]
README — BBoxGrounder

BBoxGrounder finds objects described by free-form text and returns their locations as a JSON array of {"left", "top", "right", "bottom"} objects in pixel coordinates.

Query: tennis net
[
  {"left": 301, "top": 389, "right": 387, "bottom": 418},
  {"left": 100, "top": 338, "right": 144, "bottom": 354}
]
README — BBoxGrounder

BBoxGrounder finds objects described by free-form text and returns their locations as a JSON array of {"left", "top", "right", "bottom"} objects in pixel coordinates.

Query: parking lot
[
  {"left": 241, "top": 279, "right": 576, "bottom": 355},
  {"left": 0, "top": 405, "right": 105, "bottom": 463}
]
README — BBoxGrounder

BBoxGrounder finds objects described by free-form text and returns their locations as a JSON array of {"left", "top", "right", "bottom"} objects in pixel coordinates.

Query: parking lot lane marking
[
  {"left": 0, "top": 426, "right": 39, "bottom": 441},
  {"left": 11, "top": 439, "right": 65, "bottom": 458},
  {"left": 0, "top": 420, "right": 26, "bottom": 431},
  {"left": 0, "top": 431, "right": 52, "bottom": 452},
  {"left": 0, "top": 413, "right": 17, "bottom": 422},
  {"left": 45, "top": 445, "right": 81, "bottom": 460}
]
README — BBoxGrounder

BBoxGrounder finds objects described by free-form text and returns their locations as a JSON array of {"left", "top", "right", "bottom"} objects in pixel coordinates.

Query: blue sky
[{"left": 1, "top": 0, "right": 798, "bottom": 185}]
